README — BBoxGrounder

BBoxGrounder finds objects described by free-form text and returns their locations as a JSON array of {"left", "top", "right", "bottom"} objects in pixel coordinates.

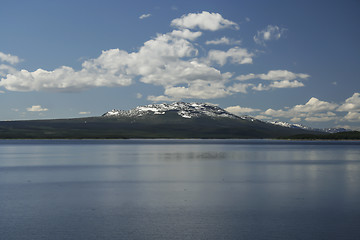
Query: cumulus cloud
[
  {"left": 228, "top": 83, "right": 253, "bottom": 93},
  {"left": 139, "top": 13, "right": 151, "bottom": 19},
  {"left": 27, "top": 105, "right": 48, "bottom": 112},
  {"left": 163, "top": 80, "right": 230, "bottom": 99},
  {"left": 0, "top": 64, "right": 17, "bottom": 77},
  {"left": 342, "top": 112, "right": 360, "bottom": 122},
  {"left": 254, "top": 25, "right": 286, "bottom": 46},
  {"left": 0, "top": 64, "right": 133, "bottom": 92},
  {"left": 225, "top": 105, "right": 261, "bottom": 115},
  {"left": 205, "top": 37, "right": 241, "bottom": 45},
  {"left": 337, "top": 93, "right": 360, "bottom": 123},
  {"left": 0, "top": 52, "right": 21, "bottom": 65},
  {"left": 260, "top": 93, "right": 360, "bottom": 126},
  {"left": 252, "top": 83, "right": 270, "bottom": 91},
  {"left": 207, "top": 47, "right": 253, "bottom": 66},
  {"left": 0, "top": 52, "right": 21, "bottom": 78},
  {"left": 0, "top": 31, "right": 199, "bottom": 92},
  {"left": 170, "top": 29, "right": 202, "bottom": 40},
  {"left": 293, "top": 97, "right": 338, "bottom": 113},
  {"left": 263, "top": 97, "right": 340, "bottom": 123},
  {"left": 171, "top": 11, "right": 239, "bottom": 31},
  {"left": 304, "top": 112, "right": 338, "bottom": 122},
  {"left": 337, "top": 93, "right": 360, "bottom": 112}
]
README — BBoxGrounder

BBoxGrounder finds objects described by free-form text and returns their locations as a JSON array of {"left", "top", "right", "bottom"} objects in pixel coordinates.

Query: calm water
[{"left": 0, "top": 139, "right": 360, "bottom": 240}]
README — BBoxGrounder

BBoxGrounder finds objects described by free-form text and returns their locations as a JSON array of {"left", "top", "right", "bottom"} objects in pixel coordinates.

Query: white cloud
[
  {"left": 0, "top": 64, "right": 133, "bottom": 92},
  {"left": 228, "top": 83, "right": 253, "bottom": 93},
  {"left": 147, "top": 95, "right": 177, "bottom": 102},
  {"left": 139, "top": 60, "right": 226, "bottom": 87},
  {"left": 264, "top": 108, "right": 289, "bottom": 118},
  {"left": 171, "top": 11, "right": 239, "bottom": 31},
  {"left": 342, "top": 112, "right": 360, "bottom": 122},
  {"left": 136, "top": 93, "right": 143, "bottom": 99},
  {"left": 293, "top": 97, "right": 338, "bottom": 113},
  {"left": 27, "top": 105, "right": 48, "bottom": 112},
  {"left": 269, "top": 80, "right": 304, "bottom": 89},
  {"left": 304, "top": 112, "right": 337, "bottom": 122},
  {"left": 207, "top": 47, "right": 253, "bottom": 66},
  {"left": 139, "top": 13, "right": 151, "bottom": 19},
  {"left": 225, "top": 105, "right": 260, "bottom": 115},
  {"left": 236, "top": 70, "right": 308, "bottom": 91},
  {"left": 290, "top": 117, "right": 301, "bottom": 122},
  {"left": 260, "top": 94, "right": 360, "bottom": 125},
  {"left": 254, "top": 25, "right": 286, "bottom": 46},
  {"left": 263, "top": 97, "right": 340, "bottom": 123},
  {"left": 79, "top": 111, "right": 91, "bottom": 115},
  {"left": 337, "top": 93, "right": 360, "bottom": 112},
  {"left": 254, "top": 115, "right": 272, "bottom": 120},
  {"left": 163, "top": 80, "right": 230, "bottom": 99},
  {"left": 237, "top": 70, "right": 309, "bottom": 81},
  {"left": 0, "top": 31, "right": 198, "bottom": 92},
  {"left": 252, "top": 83, "right": 270, "bottom": 91},
  {"left": 170, "top": 29, "right": 202, "bottom": 41},
  {"left": 205, "top": 37, "right": 241, "bottom": 45},
  {"left": 0, "top": 64, "right": 17, "bottom": 77},
  {"left": 0, "top": 52, "right": 21, "bottom": 65}
]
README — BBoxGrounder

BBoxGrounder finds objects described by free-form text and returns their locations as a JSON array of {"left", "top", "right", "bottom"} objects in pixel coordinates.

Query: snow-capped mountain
[
  {"left": 103, "top": 102, "right": 245, "bottom": 119},
  {"left": 103, "top": 102, "right": 347, "bottom": 133},
  {"left": 269, "top": 121, "right": 348, "bottom": 133}
]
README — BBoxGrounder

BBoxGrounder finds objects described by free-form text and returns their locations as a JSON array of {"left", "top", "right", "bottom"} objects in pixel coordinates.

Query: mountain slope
[{"left": 0, "top": 102, "right": 320, "bottom": 139}]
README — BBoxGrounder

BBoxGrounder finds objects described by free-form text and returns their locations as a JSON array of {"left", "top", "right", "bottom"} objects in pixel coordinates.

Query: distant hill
[{"left": 0, "top": 102, "right": 325, "bottom": 139}]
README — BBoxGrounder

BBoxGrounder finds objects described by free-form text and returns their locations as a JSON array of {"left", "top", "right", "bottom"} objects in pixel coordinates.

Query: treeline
[{"left": 283, "top": 131, "right": 360, "bottom": 140}]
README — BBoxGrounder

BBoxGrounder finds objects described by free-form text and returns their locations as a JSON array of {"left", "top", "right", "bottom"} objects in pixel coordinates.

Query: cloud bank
[{"left": 225, "top": 93, "right": 360, "bottom": 128}]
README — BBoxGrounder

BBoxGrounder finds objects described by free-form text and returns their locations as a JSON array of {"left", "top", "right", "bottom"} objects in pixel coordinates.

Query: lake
[{"left": 1, "top": 139, "right": 360, "bottom": 240}]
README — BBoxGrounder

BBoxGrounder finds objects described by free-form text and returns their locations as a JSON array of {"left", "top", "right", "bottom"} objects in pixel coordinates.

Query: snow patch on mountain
[{"left": 103, "top": 102, "right": 239, "bottom": 119}]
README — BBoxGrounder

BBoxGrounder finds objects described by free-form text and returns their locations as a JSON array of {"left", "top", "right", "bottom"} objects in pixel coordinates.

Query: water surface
[{"left": 1, "top": 139, "right": 360, "bottom": 239}]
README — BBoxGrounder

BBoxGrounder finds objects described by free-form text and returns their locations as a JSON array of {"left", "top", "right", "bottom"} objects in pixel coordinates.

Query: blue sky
[{"left": 1, "top": 0, "right": 360, "bottom": 129}]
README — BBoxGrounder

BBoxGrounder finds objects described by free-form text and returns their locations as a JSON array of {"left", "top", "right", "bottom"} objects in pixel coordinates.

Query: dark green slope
[{"left": 0, "top": 111, "right": 318, "bottom": 139}]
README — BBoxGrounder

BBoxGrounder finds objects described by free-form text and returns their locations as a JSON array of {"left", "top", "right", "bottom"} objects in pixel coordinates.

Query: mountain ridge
[{"left": 0, "top": 102, "right": 342, "bottom": 139}]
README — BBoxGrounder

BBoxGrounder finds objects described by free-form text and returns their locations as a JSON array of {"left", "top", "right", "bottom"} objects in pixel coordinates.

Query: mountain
[
  {"left": 0, "top": 102, "right": 321, "bottom": 139},
  {"left": 269, "top": 121, "right": 349, "bottom": 133},
  {"left": 104, "top": 102, "right": 245, "bottom": 119}
]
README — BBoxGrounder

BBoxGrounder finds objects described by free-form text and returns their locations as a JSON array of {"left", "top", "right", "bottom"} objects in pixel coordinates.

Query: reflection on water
[{"left": 0, "top": 140, "right": 360, "bottom": 240}]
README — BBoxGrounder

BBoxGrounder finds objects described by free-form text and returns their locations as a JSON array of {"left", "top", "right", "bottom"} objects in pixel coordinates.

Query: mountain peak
[{"left": 103, "top": 102, "right": 239, "bottom": 119}]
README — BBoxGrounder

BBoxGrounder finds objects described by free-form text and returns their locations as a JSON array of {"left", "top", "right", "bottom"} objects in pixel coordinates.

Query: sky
[{"left": 1, "top": 0, "right": 360, "bottom": 129}]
